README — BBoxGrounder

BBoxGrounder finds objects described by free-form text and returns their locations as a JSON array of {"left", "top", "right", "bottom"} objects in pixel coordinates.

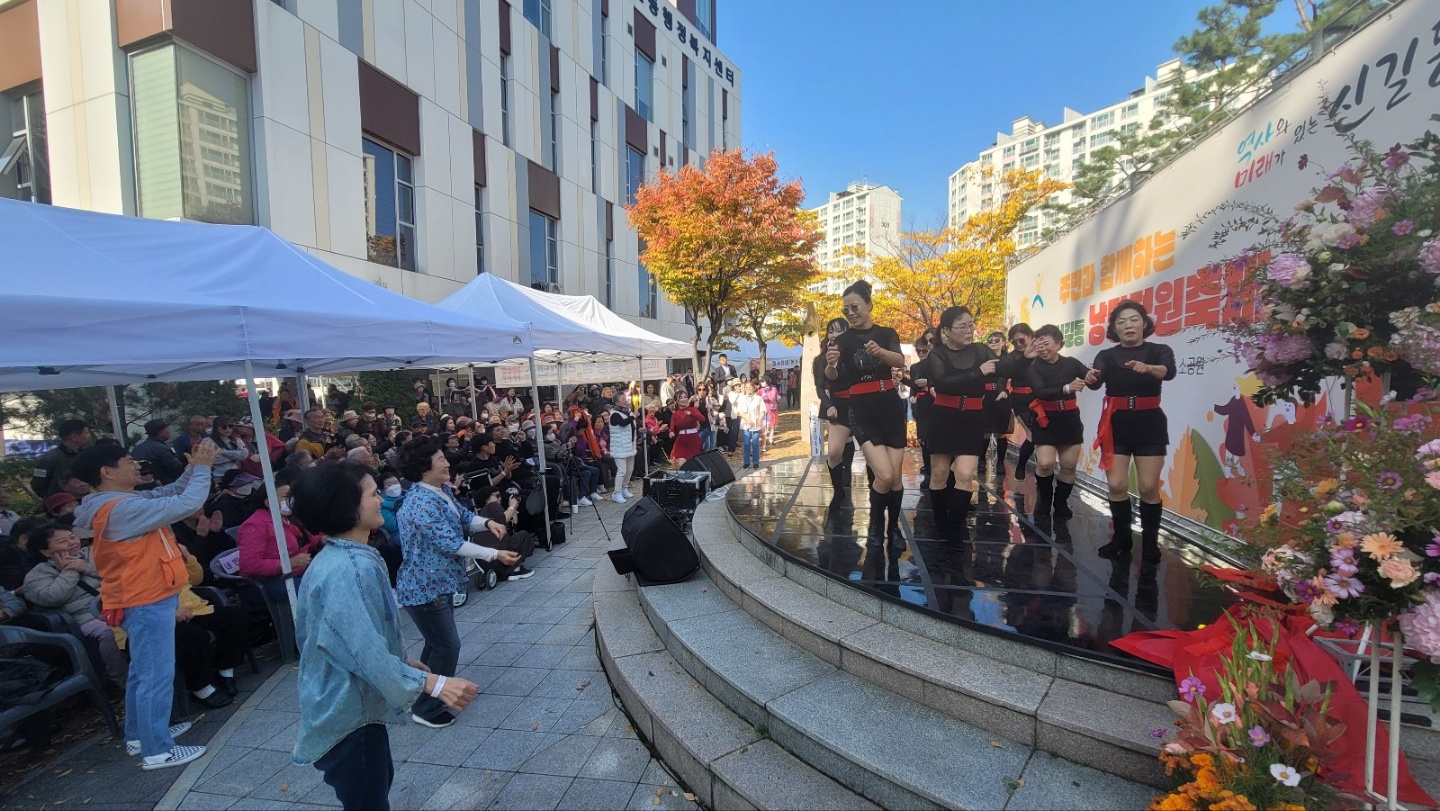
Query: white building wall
[{"left": 809, "top": 182, "right": 903, "bottom": 293}]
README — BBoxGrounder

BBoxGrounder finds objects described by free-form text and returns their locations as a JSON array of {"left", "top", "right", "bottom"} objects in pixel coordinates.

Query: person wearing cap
[
  {"left": 208, "top": 470, "right": 261, "bottom": 530},
  {"left": 279, "top": 409, "right": 305, "bottom": 442},
  {"left": 336, "top": 411, "right": 362, "bottom": 444},
  {"left": 133, "top": 420, "right": 185, "bottom": 486},
  {"left": 380, "top": 405, "right": 402, "bottom": 433},
  {"left": 454, "top": 416, "right": 474, "bottom": 440},
  {"left": 356, "top": 403, "right": 381, "bottom": 436},
  {"left": 31, "top": 419, "right": 92, "bottom": 500},
  {"left": 43, "top": 492, "right": 80, "bottom": 522}
]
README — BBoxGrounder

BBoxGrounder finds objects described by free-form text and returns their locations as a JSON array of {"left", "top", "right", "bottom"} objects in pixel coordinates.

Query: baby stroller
[{"left": 452, "top": 556, "right": 499, "bottom": 607}]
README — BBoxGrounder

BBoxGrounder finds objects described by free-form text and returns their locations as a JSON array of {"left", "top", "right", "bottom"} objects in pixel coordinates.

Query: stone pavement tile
[
  {"left": 536, "top": 623, "right": 592, "bottom": 646},
  {"left": 407, "top": 719, "right": 495, "bottom": 767},
  {"left": 519, "top": 604, "right": 579, "bottom": 625},
  {"left": 454, "top": 604, "right": 504, "bottom": 625},
  {"left": 196, "top": 744, "right": 250, "bottom": 782},
  {"left": 556, "top": 644, "right": 604, "bottom": 672},
  {"left": 462, "top": 621, "right": 517, "bottom": 647},
  {"left": 388, "top": 761, "right": 456, "bottom": 809},
  {"left": 498, "top": 695, "right": 575, "bottom": 732},
  {"left": 243, "top": 758, "right": 329, "bottom": 803},
  {"left": 453, "top": 691, "right": 517, "bottom": 728},
  {"left": 558, "top": 604, "right": 596, "bottom": 626},
  {"left": 640, "top": 758, "right": 678, "bottom": 786},
  {"left": 453, "top": 663, "right": 505, "bottom": 692},
  {"left": 1006, "top": 750, "right": 1158, "bottom": 811},
  {"left": 292, "top": 781, "right": 343, "bottom": 808},
  {"left": 531, "top": 667, "right": 605, "bottom": 701},
  {"left": 557, "top": 777, "right": 641, "bottom": 810},
  {"left": 418, "top": 767, "right": 515, "bottom": 811},
  {"left": 605, "top": 711, "right": 640, "bottom": 739},
  {"left": 193, "top": 748, "right": 294, "bottom": 798},
  {"left": 489, "top": 772, "right": 574, "bottom": 811},
  {"left": 626, "top": 783, "right": 701, "bottom": 811},
  {"left": 174, "top": 791, "right": 238, "bottom": 810},
  {"left": 577, "top": 736, "right": 651, "bottom": 783},
  {"left": 256, "top": 717, "right": 301, "bottom": 752},
  {"left": 472, "top": 641, "right": 532, "bottom": 667},
  {"left": 550, "top": 699, "right": 614, "bottom": 736},
  {"left": 515, "top": 643, "right": 572, "bottom": 670},
  {"left": 516, "top": 732, "right": 603, "bottom": 778},
  {"left": 500, "top": 622, "right": 553, "bottom": 644},
  {"left": 382, "top": 718, "right": 440, "bottom": 762},
  {"left": 461, "top": 728, "right": 561, "bottom": 772},
  {"left": 227, "top": 709, "right": 301, "bottom": 749},
  {"left": 484, "top": 665, "right": 544, "bottom": 697}
]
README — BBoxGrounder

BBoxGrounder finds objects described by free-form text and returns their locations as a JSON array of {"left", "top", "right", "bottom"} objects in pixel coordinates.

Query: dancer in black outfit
[
  {"left": 978, "top": 330, "right": 1012, "bottom": 494},
  {"left": 996, "top": 324, "right": 1037, "bottom": 484},
  {"left": 913, "top": 306, "right": 997, "bottom": 533},
  {"left": 814, "top": 317, "right": 858, "bottom": 503},
  {"left": 1087, "top": 301, "right": 1176, "bottom": 562},
  {"left": 909, "top": 328, "right": 938, "bottom": 489},
  {"left": 824, "top": 281, "right": 908, "bottom": 539},
  {"left": 1021, "top": 324, "right": 1096, "bottom": 520}
]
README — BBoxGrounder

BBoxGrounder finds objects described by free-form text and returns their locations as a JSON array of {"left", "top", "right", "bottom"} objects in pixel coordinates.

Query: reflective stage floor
[{"left": 726, "top": 451, "right": 1239, "bottom": 669}]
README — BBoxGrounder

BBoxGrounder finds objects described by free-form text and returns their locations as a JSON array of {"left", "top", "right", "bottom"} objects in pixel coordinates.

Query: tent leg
[
  {"left": 527, "top": 357, "right": 553, "bottom": 551},
  {"left": 638, "top": 356, "right": 648, "bottom": 477},
  {"left": 106, "top": 385, "right": 126, "bottom": 446},
  {"left": 468, "top": 365, "right": 480, "bottom": 422},
  {"left": 296, "top": 373, "right": 311, "bottom": 414},
  {"left": 245, "top": 360, "right": 299, "bottom": 662}
]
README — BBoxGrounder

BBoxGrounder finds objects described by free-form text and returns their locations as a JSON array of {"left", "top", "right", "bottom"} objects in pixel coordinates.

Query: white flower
[
  {"left": 1325, "top": 341, "right": 1349, "bottom": 360},
  {"left": 1329, "top": 263, "right": 1347, "bottom": 273},
  {"left": 1420, "top": 229, "right": 1434, "bottom": 238},
  {"left": 1305, "top": 221, "right": 1356, "bottom": 252},
  {"left": 1247, "top": 651, "right": 1273, "bottom": 661},
  {"left": 1270, "top": 763, "right": 1302, "bottom": 787},
  {"left": 1309, "top": 600, "right": 1335, "bottom": 626},
  {"left": 1210, "top": 702, "right": 1239, "bottom": 724}
]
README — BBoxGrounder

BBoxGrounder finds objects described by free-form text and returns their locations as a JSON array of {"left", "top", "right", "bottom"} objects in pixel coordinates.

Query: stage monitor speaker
[
  {"left": 681, "top": 449, "right": 735, "bottom": 488},
  {"left": 611, "top": 496, "right": 699, "bottom": 585}
]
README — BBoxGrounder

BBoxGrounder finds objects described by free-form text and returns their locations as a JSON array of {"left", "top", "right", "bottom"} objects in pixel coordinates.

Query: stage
[{"left": 725, "top": 450, "right": 1239, "bottom": 668}]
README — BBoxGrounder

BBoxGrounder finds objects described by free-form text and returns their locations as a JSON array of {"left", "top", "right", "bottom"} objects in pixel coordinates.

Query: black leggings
[{"left": 176, "top": 604, "right": 250, "bottom": 691}]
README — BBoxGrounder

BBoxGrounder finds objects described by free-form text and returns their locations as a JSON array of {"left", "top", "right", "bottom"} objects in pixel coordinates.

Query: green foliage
[
  {"left": 356, "top": 371, "right": 418, "bottom": 417},
  {"left": 1414, "top": 659, "right": 1440, "bottom": 714},
  {"left": 0, "top": 457, "right": 41, "bottom": 515}
]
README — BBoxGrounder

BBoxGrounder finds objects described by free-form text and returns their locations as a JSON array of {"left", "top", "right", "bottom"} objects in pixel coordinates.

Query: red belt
[
  {"left": 932, "top": 394, "right": 986, "bottom": 410},
  {"left": 1008, "top": 385, "right": 1032, "bottom": 395},
  {"left": 1094, "top": 395, "right": 1163, "bottom": 471},
  {"left": 848, "top": 380, "right": 895, "bottom": 396},
  {"left": 983, "top": 383, "right": 998, "bottom": 392},
  {"left": 1028, "top": 398, "right": 1076, "bottom": 428},
  {"left": 831, "top": 389, "right": 850, "bottom": 400}
]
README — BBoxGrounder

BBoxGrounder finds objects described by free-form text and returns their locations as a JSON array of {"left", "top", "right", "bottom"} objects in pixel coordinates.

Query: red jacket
[{"left": 236, "top": 508, "right": 322, "bottom": 579}]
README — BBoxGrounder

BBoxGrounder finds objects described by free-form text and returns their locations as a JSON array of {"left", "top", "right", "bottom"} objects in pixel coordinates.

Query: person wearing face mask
[
  {"left": 236, "top": 469, "right": 322, "bottom": 605},
  {"left": 207, "top": 470, "right": 261, "bottom": 530},
  {"left": 380, "top": 475, "right": 405, "bottom": 539},
  {"left": 1087, "top": 301, "right": 1175, "bottom": 562}
]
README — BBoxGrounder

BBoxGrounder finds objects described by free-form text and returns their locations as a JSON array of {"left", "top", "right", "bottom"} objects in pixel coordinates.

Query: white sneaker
[
  {"left": 577, "top": 497, "right": 593, "bottom": 507},
  {"left": 591, "top": 490, "right": 605, "bottom": 500},
  {"left": 612, "top": 493, "right": 627, "bottom": 504},
  {"left": 141, "top": 744, "right": 206, "bottom": 770},
  {"left": 127, "top": 721, "right": 193, "bottom": 756}
]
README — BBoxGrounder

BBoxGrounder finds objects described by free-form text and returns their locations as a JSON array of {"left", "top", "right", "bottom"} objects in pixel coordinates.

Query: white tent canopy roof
[
  {"left": 0, "top": 199, "right": 533, "bottom": 393},
  {"left": 436, "top": 273, "right": 693, "bottom": 360}
]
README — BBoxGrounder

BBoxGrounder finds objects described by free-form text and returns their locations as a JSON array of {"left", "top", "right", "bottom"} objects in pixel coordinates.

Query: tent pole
[
  {"left": 296, "top": 373, "right": 311, "bottom": 414},
  {"left": 638, "top": 356, "right": 648, "bottom": 476},
  {"left": 467, "top": 364, "right": 480, "bottom": 422},
  {"left": 106, "top": 385, "right": 125, "bottom": 446},
  {"left": 527, "top": 356, "right": 553, "bottom": 547},
  {"left": 245, "top": 361, "right": 299, "bottom": 627}
]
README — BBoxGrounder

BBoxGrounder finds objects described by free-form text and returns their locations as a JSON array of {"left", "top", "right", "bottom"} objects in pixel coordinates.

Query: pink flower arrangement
[
  {"left": 1397, "top": 591, "right": 1440, "bottom": 663},
  {"left": 1264, "top": 253, "right": 1312, "bottom": 288}
]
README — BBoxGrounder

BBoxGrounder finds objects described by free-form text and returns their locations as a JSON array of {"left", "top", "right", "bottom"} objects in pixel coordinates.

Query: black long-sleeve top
[
  {"left": 832, "top": 325, "right": 902, "bottom": 388},
  {"left": 1023, "top": 356, "right": 1091, "bottom": 402},
  {"left": 813, "top": 355, "right": 836, "bottom": 415},
  {"left": 995, "top": 350, "right": 1034, "bottom": 388},
  {"left": 1086, "top": 342, "right": 1177, "bottom": 397},
  {"left": 918, "top": 342, "right": 997, "bottom": 397}
]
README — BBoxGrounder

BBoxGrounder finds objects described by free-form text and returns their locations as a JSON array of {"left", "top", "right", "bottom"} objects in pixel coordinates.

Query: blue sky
[{"left": 718, "top": 0, "right": 1215, "bottom": 229}]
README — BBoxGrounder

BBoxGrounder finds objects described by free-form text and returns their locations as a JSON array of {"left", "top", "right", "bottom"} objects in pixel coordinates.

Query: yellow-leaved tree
[
  {"left": 845, "top": 168, "right": 1067, "bottom": 339},
  {"left": 627, "top": 149, "right": 823, "bottom": 374}
]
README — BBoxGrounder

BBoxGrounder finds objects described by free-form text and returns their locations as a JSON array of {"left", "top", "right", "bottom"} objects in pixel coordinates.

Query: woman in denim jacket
[
  {"left": 290, "top": 463, "right": 480, "bottom": 810},
  {"left": 394, "top": 438, "right": 519, "bottom": 729}
]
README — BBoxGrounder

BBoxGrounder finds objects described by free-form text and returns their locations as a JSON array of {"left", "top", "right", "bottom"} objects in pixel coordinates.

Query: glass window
[
  {"left": 0, "top": 87, "right": 50, "bottom": 204},
  {"left": 635, "top": 52, "right": 654, "bottom": 122},
  {"left": 590, "top": 120, "right": 599, "bottom": 191},
  {"left": 599, "top": 14, "right": 609, "bottom": 86},
  {"left": 638, "top": 258, "right": 657, "bottom": 318},
  {"left": 626, "top": 146, "right": 644, "bottom": 205},
  {"left": 500, "top": 54, "right": 512, "bottom": 147},
  {"left": 1093, "top": 111, "right": 1113, "bottom": 128},
  {"left": 549, "top": 90, "right": 560, "bottom": 171},
  {"left": 474, "top": 185, "right": 486, "bottom": 274},
  {"left": 362, "top": 137, "right": 417, "bottom": 271},
  {"left": 130, "top": 44, "right": 252, "bottom": 224},
  {"left": 694, "top": 0, "right": 712, "bottom": 40},
  {"left": 604, "top": 238, "right": 615, "bottom": 309},
  {"left": 522, "top": 0, "right": 551, "bottom": 38},
  {"left": 528, "top": 209, "right": 558, "bottom": 288}
]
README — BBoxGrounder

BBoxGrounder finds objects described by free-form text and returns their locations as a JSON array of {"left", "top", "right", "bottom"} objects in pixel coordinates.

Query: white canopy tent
[
  {"left": 723, "top": 339, "right": 803, "bottom": 372},
  {"left": 0, "top": 198, "right": 537, "bottom": 644}
]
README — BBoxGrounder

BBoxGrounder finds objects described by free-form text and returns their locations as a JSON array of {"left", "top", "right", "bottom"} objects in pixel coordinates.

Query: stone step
[
  {"left": 592, "top": 562, "right": 878, "bottom": 810},
  {"left": 631, "top": 562, "right": 1160, "bottom": 809},
  {"left": 688, "top": 499, "right": 1173, "bottom": 786}
]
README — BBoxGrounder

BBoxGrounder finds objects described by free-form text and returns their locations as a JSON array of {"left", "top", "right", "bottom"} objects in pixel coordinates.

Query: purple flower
[
  {"left": 1294, "top": 579, "right": 1322, "bottom": 601},
  {"left": 1326, "top": 573, "right": 1365, "bottom": 598},
  {"left": 1330, "top": 547, "right": 1356, "bottom": 567},
  {"left": 1338, "top": 232, "right": 1364, "bottom": 249},
  {"left": 1266, "top": 253, "right": 1313, "bottom": 289},
  {"left": 1298, "top": 154, "right": 1310, "bottom": 170},
  {"left": 1248, "top": 725, "right": 1271, "bottom": 746},
  {"left": 1335, "top": 618, "right": 1360, "bottom": 637},
  {"left": 1342, "top": 416, "right": 1373, "bottom": 433},
  {"left": 1378, "top": 471, "right": 1403, "bottom": 490},
  {"left": 1412, "top": 387, "right": 1438, "bottom": 403},
  {"left": 1179, "top": 675, "right": 1206, "bottom": 703},
  {"left": 1422, "top": 239, "right": 1440, "bottom": 276},
  {"left": 1426, "top": 572, "right": 1440, "bottom": 586},
  {"left": 1394, "top": 219, "right": 1415, "bottom": 236},
  {"left": 1149, "top": 728, "right": 1167, "bottom": 740},
  {"left": 1426, "top": 535, "right": 1440, "bottom": 557},
  {"left": 1262, "top": 334, "right": 1316, "bottom": 366},
  {"left": 1349, "top": 186, "right": 1395, "bottom": 229},
  {"left": 1394, "top": 414, "right": 1432, "bottom": 432},
  {"left": 1383, "top": 144, "right": 1409, "bottom": 170}
]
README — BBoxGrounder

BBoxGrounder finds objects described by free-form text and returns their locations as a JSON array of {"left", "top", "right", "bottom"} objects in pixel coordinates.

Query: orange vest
[{"left": 91, "top": 497, "right": 188, "bottom": 610}]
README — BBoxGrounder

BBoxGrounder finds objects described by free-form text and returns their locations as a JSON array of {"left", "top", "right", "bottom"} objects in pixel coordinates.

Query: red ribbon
[{"left": 1029, "top": 398, "right": 1049, "bottom": 428}]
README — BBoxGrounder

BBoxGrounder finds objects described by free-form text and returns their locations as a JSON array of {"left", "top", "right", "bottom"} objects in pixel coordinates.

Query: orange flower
[
  {"left": 1352, "top": 327, "right": 1371, "bottom": 340},
  {"left": 1332, "top": 531, "right": 1357, "bottom": 549},
  {"left": 1361, "top": 532, "right": 1403, "bottom": 560},
  {"left": 1383, "top": 348, "right": 1400, "bottom": 361},
  {"left": 1151, "top": 792, "right": 1199, "bottom": 811},
  {"left": 1190, "top": 753, "right": 1215, "bottom": 769},
  {"left": 1368, "top": 346, "right": 1385, "bottom": 359},
  {"left": 1314, "top": 478, "right": 1340, "bottom": 499},
  {"left": 1209, "top": 794, "right": 1257, "bottom": 811},
  {"left": 1195, "top": 767, "right": 1223, "bottom": 792},
  {"left": 1351, "top": 351, "right": 1365, "bottom": 360}
]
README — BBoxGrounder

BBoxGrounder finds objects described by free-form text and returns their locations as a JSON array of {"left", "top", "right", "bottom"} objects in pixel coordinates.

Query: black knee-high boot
[
  {"left": 828, "top": 462, "right": 849, "bottom": 502},
  {"left": 954, "top": 488, "right": 973, "bottom": 525},
  {"left": 1015, "top": 440, "right": 1034, "bottom": 480},
  {"left": 1140, "top": 501, "right": 1163, "bottom": 563},
  {"left": 1098, "top": 499, "right": 1133, "bottom": 559},
  {"left": 928, "top": 488, "right": 950, "bottom": 527},
  {"left": 886, "top": 490, "right": 903, "bottom": 536},
  {"left": 867, "top": 489, "right": 886, "bottom": 540},
  {"left": 1053, "top": 480, "right": 1075, "bottom": 519},
  {"left": 1034, "top": 474, "right": 1054, "bottom": 516}
]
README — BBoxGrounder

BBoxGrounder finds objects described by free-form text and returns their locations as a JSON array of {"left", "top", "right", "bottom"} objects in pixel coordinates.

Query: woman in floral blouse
[{"left": 395, "top": 437, "right": 519, "bottom": 729}]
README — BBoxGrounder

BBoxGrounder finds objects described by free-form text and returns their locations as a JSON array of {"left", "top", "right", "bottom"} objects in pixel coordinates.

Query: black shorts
[
  {"left": 912, "top": 398, "right": 934, "bottom": 443},
  {"left": 825, "top": 398, "right": 851, "bottom": 426},
  {"left": 1109, "top": 409, "right": 1169, "bottom": 449},
  {"left": 847, "top": 392, "right": 907, "bottom": 449},
  {"left": 926, "top": 406, "right": 988, "bottom": 457},
  {"left": 1031, "top": 409, "right": 1084, "bottom": 448},
  {"left": 983, "top": 395, "right": 1011, "bottom": 434},
  {"left": 1112, "top": 443, "right": 1167, "bottom": 457}
]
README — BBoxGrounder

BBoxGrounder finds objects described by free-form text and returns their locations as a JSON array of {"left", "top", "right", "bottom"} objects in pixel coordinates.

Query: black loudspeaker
[
  {"left": 681, "top": 449, "right": 735, "bottom": 487},
  {"left": 609, "top": 497, "right": 699, "bottom": 585}
]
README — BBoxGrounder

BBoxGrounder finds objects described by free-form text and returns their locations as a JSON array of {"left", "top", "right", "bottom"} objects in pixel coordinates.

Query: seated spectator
[
  {"left": 171, "top": 414, "right": 211, "bottom": 459},
  {"left": 411, "top": 402, "right": 440, "bottom": 435},
  {"left": 236, "top": 469, "right": 321, "bottom": 604},
  {"left": 346, "top": 446, "right": 379, "bottom": 472},
  {"left": 289, "top": 409, "right": 337, "bottom": 461},
  {"left": 131, "top": 420, "right": 185, "bottom": 486},
  {"left": 278, "top": 409, "right": 304, "bottom": 443},
  {"left": 22, "top": 524, "right": 128, "bottom": 685},
  {"left": 172, "top": 508, "right": 231, "bottom": 584},
  {"left": 467, "top": 486, "right": 534, "bottom": 581},
  {"left": 285, "top": 450, "right": 315, "bottom": 471},
  {"left": 208, "top": 417, "right": 251, "bottom": 482},
  {"left": 43, "top": 492, "right": 92, "bottom": 541},
  {"left": 207, "top": 470, "right": 260, "bottom": 530},
  {"left": 335, "top": 411, "right": 362, "bottom": 444},
  {"left": 235, "top": 417, "right": 285, "bottom": 479}
]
